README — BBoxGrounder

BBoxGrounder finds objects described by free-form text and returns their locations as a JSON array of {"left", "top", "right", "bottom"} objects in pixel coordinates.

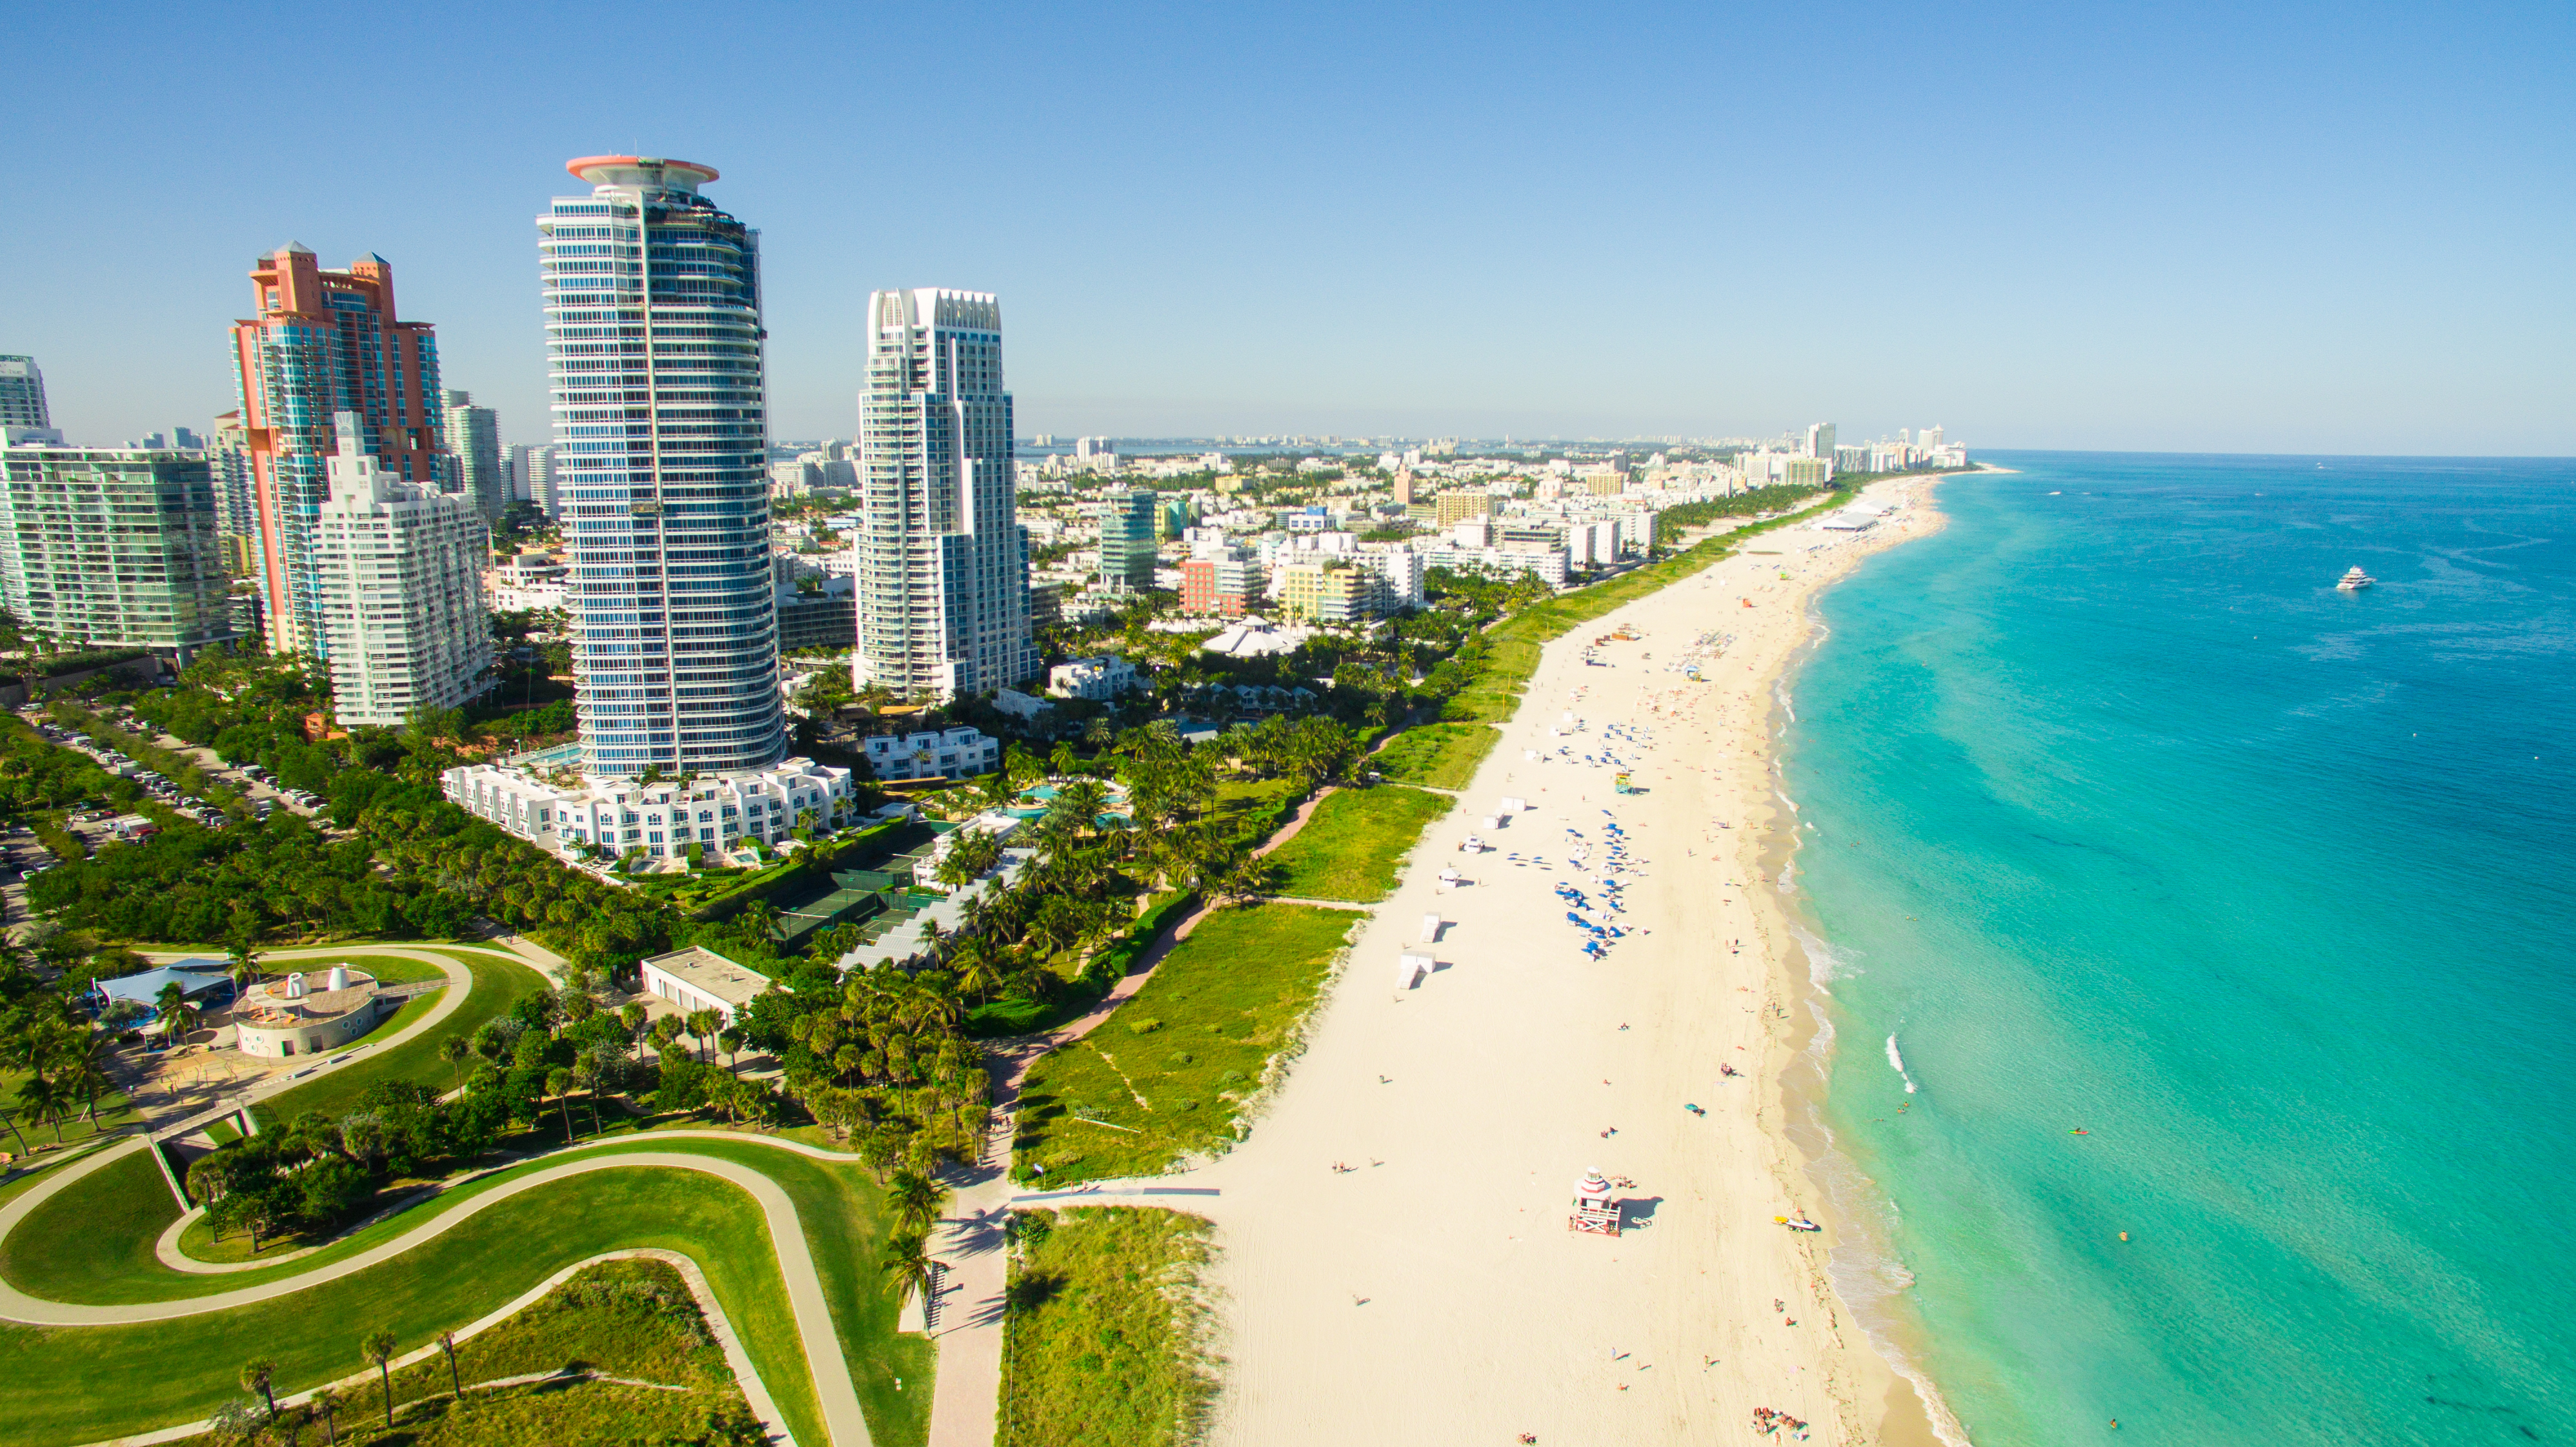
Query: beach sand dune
[{"left": 1127, "top": 477, "right": 1951, "bottom": 1446}]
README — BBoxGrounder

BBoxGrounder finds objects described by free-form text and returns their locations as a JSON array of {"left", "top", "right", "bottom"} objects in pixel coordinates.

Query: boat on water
[{"left": 2336, "top": 566, "right": 2375, "bottom": 591}]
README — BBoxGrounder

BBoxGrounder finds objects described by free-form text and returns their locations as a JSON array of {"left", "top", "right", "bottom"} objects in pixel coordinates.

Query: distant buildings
[
  {"left": 0, "top": 356, "right": 51, "bottom": 431},
  {"left": 1180, "top": 554, "right": 1262, "bottom": 617},
  {"left": 228, "top": 245, "right": 445, "bottom": 658},
  {"left": 1434, "top": 490, "right": 1494, "bottom": 527},
  {"left": 313, "top": 412, "right": 492, "bottom": 727},
  {"left": 0, "top": 438, "right": 238, "bottom": 665},
  {"left": 1804, "top": 422, "right": 1837, "bottom": 460},
  {"left": 1094, "top": 486, "right": 1159, "bottom": 590},
  {"left": 440, "top": 389, "right": 505, "bottom": 521},
  {"left": 539, "top": 156, "right": 783, "bottom": 776},
  {"left": 850, "top": 288, "right": 1038, "bottom": 703}
]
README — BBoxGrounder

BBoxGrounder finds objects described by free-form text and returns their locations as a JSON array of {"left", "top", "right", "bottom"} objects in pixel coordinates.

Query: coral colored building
[{"left": 228, "top": 245, "right": 445, "bottom": 656}]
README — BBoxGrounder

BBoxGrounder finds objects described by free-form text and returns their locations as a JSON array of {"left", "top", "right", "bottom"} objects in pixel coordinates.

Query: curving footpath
[{"left": 0, "top": 1130, "right": 880, "bottom": 1447}]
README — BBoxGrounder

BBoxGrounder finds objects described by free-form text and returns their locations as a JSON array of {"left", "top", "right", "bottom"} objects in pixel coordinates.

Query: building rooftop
[{"left": 639, "top": 946, "right": 772, "bottom": 1009}]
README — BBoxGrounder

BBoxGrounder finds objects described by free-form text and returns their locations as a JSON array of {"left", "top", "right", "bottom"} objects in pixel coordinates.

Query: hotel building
[
  {"left": 0, "top": 356, "right": 50, "bottom": 431},
  {"left": 228, "top": 247, "right": 446, "bottom": 656},
  {"left": 850, "top": 288, "right": 1038, "bottom": 703}
]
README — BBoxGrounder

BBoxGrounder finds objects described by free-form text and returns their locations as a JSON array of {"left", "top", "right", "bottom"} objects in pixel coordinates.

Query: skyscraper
[
  {"left": 0, "top": 438, "right": 236, "bottom": 665},
  {"left": 851, "top": 288, "right": 1037, "bottom": 702},
  {"left": 1805, "top": 422, "right": 1837, "bottom": 460},
  {"left": 441, "top": 389, "right": 505, "bottom": 521},
  {"left": 540, "top": 156, "right": 782, "bottom": 776},
  {"left": 0, "top": 357, "right": 48, "bottom": 431},
  {"left": 228, "top": 247, "right": 445, "bottom": 656},
  {"left": 314, "top": 412, "right": 492, "bottom": 727}
]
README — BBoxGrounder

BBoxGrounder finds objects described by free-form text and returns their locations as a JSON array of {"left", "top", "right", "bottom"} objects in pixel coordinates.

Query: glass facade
[
  {"left": 539, "top": 160, "right": 783, "bottom": 776},
  {"left": 0, "top": 447, "right": 238, "bottom": 660}
]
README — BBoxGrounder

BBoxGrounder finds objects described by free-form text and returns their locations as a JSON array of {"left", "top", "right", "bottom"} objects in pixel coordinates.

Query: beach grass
[
  {"left": 1000, "top": 1206, "right": 1216, "bottom": 1447},
  {"left": 0, "top": 1150, "right": 830, "bottom": 1447},
  {"left": 264, "top": 1378, "right": 760, "bottom": 1446},
  {"left": 1260, "top": 785, "right": 1453, "bottom": 904},
  {"left": 1012, "top": 902, "right": 1360, "bottom": 1186},
  {"left": 1371, "top": 722, "right": 1500, "bottom": 790}
]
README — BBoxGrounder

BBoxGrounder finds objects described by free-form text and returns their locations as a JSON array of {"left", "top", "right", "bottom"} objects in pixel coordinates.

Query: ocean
[{"left": 1778, "top": 454, "right": 2576, "bottom": 1446}]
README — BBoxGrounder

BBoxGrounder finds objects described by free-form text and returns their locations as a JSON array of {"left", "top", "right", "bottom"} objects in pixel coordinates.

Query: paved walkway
[{"left": 1, "top": 1130, "right": 878, "bottom": 1447}]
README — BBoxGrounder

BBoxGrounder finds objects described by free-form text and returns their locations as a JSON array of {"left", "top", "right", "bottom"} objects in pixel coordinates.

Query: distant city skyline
[{"left": 5, "top": 3, "right": 2568, "bottom": 456}]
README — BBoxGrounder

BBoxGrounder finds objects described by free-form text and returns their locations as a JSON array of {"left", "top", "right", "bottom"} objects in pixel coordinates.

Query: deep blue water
[{"left": 1784, "top": 454, "right": 2576, "bottom": 1446}]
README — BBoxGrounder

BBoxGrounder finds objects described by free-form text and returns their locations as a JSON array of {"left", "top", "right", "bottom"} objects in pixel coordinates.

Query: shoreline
[{"left": 1168, "top": 473, "right": 1959, "bottom": 1445}]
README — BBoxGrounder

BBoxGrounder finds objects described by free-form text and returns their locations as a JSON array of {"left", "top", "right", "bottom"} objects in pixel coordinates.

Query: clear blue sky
[{"left": 6, "top": 1, "right": 2568, "bottom": 454}]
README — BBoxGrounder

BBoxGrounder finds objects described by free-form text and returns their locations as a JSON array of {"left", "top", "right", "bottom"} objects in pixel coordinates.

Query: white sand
[{"left": 1096, "top": 476, "right": 1953, "bottom": 1445}]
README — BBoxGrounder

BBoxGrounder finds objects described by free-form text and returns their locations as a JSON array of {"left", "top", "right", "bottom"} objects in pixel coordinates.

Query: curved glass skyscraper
[{"left": 539, "top": 156, "right": 783, "bottom": 776}]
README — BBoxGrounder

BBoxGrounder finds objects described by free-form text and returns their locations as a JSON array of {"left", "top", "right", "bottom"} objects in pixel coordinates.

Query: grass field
[
  {"left": 292, "top": 1379, "right": 763, "bottom": 1446},
  {"left": 1369, "top": 722, "right": 1500, "bottom": 790},
  {"left": 1001, "top": 1207, "right": 1216, "bottom": 1447},
  {"left": 0, "top": 1143, "right": 827, "bottom": 1447},
  {"left": 1260, "top": 785, "right": 1453, "bottom": 904},
  {"left": 1012, "top": 903, "right": 1360, "bottom": 1186},
  {"left": 0, "top": 1135, "right": 931, "bottom": 1447}
]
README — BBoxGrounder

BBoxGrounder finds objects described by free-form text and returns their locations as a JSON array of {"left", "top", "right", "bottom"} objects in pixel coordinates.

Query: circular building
[{"left": 232, "top": 966, "right": 387, "bottom": 1060}]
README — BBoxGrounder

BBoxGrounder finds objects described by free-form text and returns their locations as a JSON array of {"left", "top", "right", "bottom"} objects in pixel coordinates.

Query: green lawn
[
  {"left": 0, "top": 1142, "right": 825, "bottom": 1447},
  {"left": 1260, "top": 785, "right": 1453, "bottom": 904},
  {"left": 1369, "top": 722, "right": 1500, "bottom": 790},
  {"left": 1001, "top": 1207, "right": 1216, "bottom": 1447},
  {"left": 251, "top": 949, "right": 548, "bottom": 1128},
  {"left": 1012, "top": 903, "right": 1360, "bottom": 1186},
  {"left": 0, "top": 1064, "right": 138, "bottom": 1151},
  {"left": 0, "top": 1136, "right": 931, "bottom": 1447},
  {"left": 300, "top": 1379, "right": 762, "bottom": 1446}
]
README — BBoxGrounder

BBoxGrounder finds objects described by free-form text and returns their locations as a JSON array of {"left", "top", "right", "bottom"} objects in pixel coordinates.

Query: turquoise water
[{"left": 1783, "top": 454, "right": 2576, "bottom": 1446}]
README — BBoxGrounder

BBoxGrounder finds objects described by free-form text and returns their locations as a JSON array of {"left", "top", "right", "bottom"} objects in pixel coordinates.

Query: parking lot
[{"left": 12, "top": 704, "right": 333, "bottom": 889}]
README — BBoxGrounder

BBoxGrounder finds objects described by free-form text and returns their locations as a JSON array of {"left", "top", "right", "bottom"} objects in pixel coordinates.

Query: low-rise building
[
  {"left": 443, "top": 754, "right": 855, "bottom": 862},
  {"left": 638, "top": 946, "right": 770, "bottom": 1027},
  {"left": 1047, "top": 654, "right": 1145, "bottom": 700},
  {"left": 860, "top": 725, "right": 1002, "bottom": 781}
]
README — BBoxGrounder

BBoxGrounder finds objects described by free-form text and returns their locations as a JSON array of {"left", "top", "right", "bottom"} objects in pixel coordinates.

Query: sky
[{"left": 5, "top": 1, "right": 2570, "bottom": 455}]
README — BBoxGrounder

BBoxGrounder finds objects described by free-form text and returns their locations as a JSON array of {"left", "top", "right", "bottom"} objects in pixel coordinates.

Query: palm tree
[
  {"left": 546, "top": 1068, "right": 576, "bottom": 1144},
  {"left": 156, "top": 982, "right": 201, "bottom": 1044},
  {"left": 361, "top": 1328, "right": 398, "bottom": 1428},
  {"left": 14, "top": 1072, "right": 68, "bottom": 1144},
  {"left": 239, "top": 1358, "right": 277, "bottom": 1421},
  {"left": 619, "top": 1000, "right": 648, "bottom": 1044},
  {"left": 438, "top": 1035, "right": 471, "bottom": 1089},
  {"left": 880, "top": 1229, "right": 936, "bottom": 1311},
  {"left": 438, "top": 1329, "right": 462, "bottom": 1399},
  {"left": 887, "top": 1169, "right": 945, "bottom": 1237},
  {"left": 717, "top": 1028, "right": 742, "bottom": 1076},
  {"left": 226, "top": 940, "right": 263, "bottom": 993},
  {"left": 686, "top": 1009, "right": 719, "bottom": 1064},
  {"left": 309, "top": 1384, "right": 342, "bottom": 1444}
]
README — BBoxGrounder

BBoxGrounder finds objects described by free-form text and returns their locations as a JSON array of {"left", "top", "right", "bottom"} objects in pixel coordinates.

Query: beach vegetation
[
  {"left": 1001, "top": 1206, "right": 1218, "bottom": 1447},
  {"left": 1011, "top": 902, "right": 1360, "bottom": 1185},
  {"left": 1259, "top": 784, "right": 1453, "bottom": 904},
  {"left": 1369, "top": 720, "right": 1500, "bottom": 789}
]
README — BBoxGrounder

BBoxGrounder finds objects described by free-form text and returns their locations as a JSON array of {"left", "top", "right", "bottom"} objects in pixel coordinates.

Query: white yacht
[{"left": 2337, "top": 567, "right": 2375, "bottom": 591}]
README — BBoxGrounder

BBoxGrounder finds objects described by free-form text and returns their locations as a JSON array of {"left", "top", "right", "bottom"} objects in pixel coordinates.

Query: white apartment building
[
  {"left": 314, "top": 414, "right": 492, "bottom": 727},
  {"left": 860, "top": 725, "right": 1003, "bottom": 781},
  {"left": 443, "top": 754, "right": 854, "bottom": 862},
  {"left": 1047, "top": 654, "right": 1144, "bottom": 700}
]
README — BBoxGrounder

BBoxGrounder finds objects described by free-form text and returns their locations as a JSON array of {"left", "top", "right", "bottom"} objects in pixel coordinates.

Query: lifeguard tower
[{"left": 1569, "top": 1169, "right": 1621, "bottom": 1238}]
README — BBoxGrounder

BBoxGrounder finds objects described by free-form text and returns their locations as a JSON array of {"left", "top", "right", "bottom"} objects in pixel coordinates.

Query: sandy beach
[{"left": 1031, "top": 474, "right": 1951, "bottom": 1444}]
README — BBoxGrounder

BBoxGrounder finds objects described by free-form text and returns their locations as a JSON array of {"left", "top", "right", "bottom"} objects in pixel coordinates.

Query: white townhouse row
[{"left": 443, "top": 756, "right": 856, "bottom": 862}]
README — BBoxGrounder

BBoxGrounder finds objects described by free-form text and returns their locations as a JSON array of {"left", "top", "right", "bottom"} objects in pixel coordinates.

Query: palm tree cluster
[
  {"left": 778, "top": 966, "right": 989, "bottom": 1176},
  {"left": 0, "top": 986, "right": 115, "bottom": 1148}
]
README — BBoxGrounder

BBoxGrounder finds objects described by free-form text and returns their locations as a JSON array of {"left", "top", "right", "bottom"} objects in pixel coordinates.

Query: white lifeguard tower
[{"left": 1569, "top": 1169, "right": 1621, "bottom": 1238}]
